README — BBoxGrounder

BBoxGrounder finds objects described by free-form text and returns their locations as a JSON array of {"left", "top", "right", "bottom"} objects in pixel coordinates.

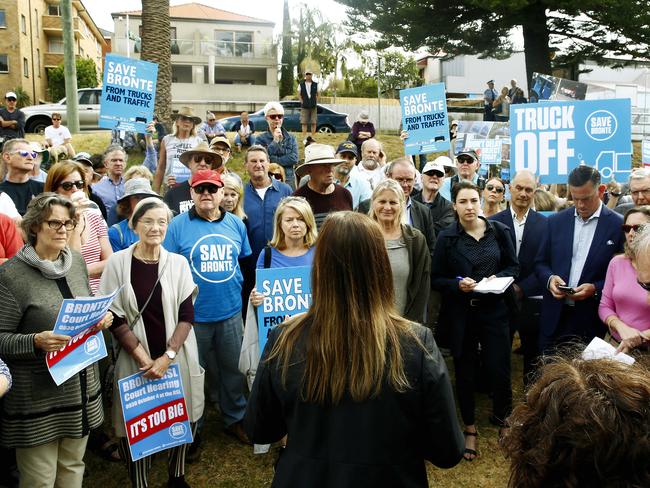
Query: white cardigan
[{"left": 99, "top": 244, "right": 204, "bottom": 437}]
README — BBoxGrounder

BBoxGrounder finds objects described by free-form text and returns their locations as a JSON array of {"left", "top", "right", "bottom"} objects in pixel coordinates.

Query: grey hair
[
  {"left": 361, "top": 138, "right": 382, "bottom": 154},
  {"left": 103, "top": 144, "right": 128, "bottom": 163},
  {"left": 129, "top": 197, "right": 173, "bottom": 230},
  {"left": 21, "top": 193, "right": 75, "bottom": 245},
  {"left": 630, "top": 222, "right": 650, "bottom": 259},
  {"left": 386, "top": 157, "right": 415, "bottom": 178},
  {"left": 263, "top": 101, "right": 284, "bottom": 116},
  {"left": 629, "top": 167, "right": 650, "bottom": 182}
]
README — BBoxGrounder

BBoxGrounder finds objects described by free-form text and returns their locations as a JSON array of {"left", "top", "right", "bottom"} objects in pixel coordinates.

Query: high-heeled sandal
[{"left": 463, "top": 430, "right": 479, "bottom": 461}]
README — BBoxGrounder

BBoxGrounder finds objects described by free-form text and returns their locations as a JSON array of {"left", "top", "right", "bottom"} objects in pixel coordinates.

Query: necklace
[{"left": 134, "top": 247, "right": 160, "bottom": 264}]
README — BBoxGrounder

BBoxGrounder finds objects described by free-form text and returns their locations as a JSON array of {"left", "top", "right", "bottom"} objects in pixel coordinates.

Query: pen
[{"left": 456, "top": 276, "right": 464, "bottom": 280}]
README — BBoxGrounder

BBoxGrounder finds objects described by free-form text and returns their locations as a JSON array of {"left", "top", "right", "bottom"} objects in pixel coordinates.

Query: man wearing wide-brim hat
[
  {"left": 164, "top": 141, "right": 222, "bottom": 216},
  {"left": 109, "top": 177, "right": 162, "bottom": 251},
  {"left": 293, "top": 143, "right": 353, "bottom": 230},
  {"left": 153, "top": 106, "right": 206, "bottom": 193}
]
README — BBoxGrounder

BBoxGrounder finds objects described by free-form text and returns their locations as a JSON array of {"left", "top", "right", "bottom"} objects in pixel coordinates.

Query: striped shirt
[{"left": 80, "top": 211, "right": 108, "bottom": 294}]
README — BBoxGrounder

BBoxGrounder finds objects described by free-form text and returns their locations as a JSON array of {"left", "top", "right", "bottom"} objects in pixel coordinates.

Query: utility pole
[
  {"left": 61, "top": 0, "right": 78, "bottom": 133},
  {"left": 377, "top": 56, "right": 382, "bottom": 131}
]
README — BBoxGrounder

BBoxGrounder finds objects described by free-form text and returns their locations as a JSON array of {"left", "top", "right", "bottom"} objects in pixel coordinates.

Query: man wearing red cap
[{"left": 164, "top": 169, "right": 252, "bottom": 449}]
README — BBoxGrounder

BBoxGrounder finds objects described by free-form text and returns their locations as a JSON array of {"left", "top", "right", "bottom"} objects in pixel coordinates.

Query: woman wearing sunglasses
[
  {"left": 482, "top": 177, "right": 506, "bottom": 218},
  {"left": 598, "top": 205, "right": 650, "bottom": 353},
  {"left": 45, "top": 161, "right": 112, "bottom": 293}
]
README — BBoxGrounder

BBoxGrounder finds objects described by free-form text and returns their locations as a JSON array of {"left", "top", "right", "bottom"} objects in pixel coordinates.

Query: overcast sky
[{"left": 85, "top": 0, "right": 349, "bottom": 33}]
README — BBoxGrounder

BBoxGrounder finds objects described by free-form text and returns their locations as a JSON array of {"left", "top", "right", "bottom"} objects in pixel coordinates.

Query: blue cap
[{"left": 336, "top": 141, "right": 358, "bottom": 158}]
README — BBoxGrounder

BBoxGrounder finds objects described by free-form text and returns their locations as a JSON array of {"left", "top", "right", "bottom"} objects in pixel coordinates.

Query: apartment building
[
  {"left": 0, "top": 0, "right": 106, "bottom": 104},
  {"left": 112, "top": 2, "right": 278, "bottom": 114}
]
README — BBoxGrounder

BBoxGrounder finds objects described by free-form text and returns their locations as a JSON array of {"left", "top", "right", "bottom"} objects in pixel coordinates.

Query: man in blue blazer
[
  {"left": 490, "top": 170, "right": 546, "bottom": 385},
  {"left": 535, "top": 166, "right": 624, "bottom": 353}
]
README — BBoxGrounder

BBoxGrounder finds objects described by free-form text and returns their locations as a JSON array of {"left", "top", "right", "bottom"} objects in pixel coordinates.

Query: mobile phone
[{"left": 557, "top": 285, "right": 575, "bottom": 294}]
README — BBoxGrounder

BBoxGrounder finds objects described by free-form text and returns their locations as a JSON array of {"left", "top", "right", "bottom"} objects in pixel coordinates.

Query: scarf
[{"left": 15, "top": 244, "right": 72, "bottom": 279}]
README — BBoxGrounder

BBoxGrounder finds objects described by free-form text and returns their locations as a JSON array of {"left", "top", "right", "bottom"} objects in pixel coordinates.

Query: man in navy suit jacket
[
  {"left": 490, "top": 170, "right": 546, "bottom": 385},
  {"left": 535, "top": 166, "right": 624, "bottom": 353}
]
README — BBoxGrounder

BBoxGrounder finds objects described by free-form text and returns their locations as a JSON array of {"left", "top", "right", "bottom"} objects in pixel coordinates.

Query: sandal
[
  {"left": 99, "top": 439, "right": 122, "bottom": 462},
  {"left": 463, "top": 430, "right": 479, "bottom": 461}
]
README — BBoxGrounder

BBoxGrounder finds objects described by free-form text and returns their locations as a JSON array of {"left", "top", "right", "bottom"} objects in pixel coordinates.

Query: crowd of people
[{"left": 0, "top": 88, "right": 648, "bottom": 488}]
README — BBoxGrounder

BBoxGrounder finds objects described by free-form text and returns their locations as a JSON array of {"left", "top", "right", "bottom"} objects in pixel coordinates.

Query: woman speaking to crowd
[
  {"left": 244, "top": 211, "right": 464, "bottom": 487},
  {"left": 431, "top": 180, "right": 519, "bottom": 461},
  {"left": 100, "top": 198, "right": 204, "bottom": 488},
  {"left": 0, "top": 194, "right": 112, "bottom": 487}
]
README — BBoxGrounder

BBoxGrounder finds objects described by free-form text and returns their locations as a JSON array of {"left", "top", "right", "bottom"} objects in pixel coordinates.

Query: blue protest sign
[
  {"left": 400, "top": 83, "right": 450, "bottom": 155},
  {"left": 46, "top": 288, "right": 121, "bottom": 386},
  {"left": 642, "top": 140, "right": 650, "bottom": 167},
  {"left": 510, "top": 99, "right": 632, "bottom": 183},
  {"left": 118, "top": 365, "right": 192, "bottom": 462},
  {"left": 256, "top": 266, "right": 312, "bottom": 355},
  {"left": 464, "top": 137, "right": 503, "bottom": 165},
  {"left": 100, "top": 54, "right": 158, "bottom": 134}
]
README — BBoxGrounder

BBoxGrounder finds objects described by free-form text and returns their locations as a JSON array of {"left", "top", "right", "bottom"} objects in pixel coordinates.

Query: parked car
[
  {"left": 218, "top": 101, "right": 351, "bottom": 134},
  {"left": 21, "top": 88, "right": 101, "bottom": 133}
]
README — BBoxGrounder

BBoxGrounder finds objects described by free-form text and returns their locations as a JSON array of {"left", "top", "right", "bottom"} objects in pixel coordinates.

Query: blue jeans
[
  {"left": 234, "top": 133, "right": 256, "bottom": 147},
  {"left": 194, "top": 313, "right": 246, "bottom": 427}
]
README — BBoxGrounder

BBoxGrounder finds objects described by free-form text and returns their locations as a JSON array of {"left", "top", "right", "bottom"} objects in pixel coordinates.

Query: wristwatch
[{"left": 165, "top": 350, "right": 176, "bottom": 361}]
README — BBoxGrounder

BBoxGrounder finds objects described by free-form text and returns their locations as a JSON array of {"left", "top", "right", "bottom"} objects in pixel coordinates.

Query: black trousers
[
  {"left": 454, "top": 302, "right": 512, "bottom": 426},
  {"left": 513, "top": 297, "right": 542, "bottom": 387}
]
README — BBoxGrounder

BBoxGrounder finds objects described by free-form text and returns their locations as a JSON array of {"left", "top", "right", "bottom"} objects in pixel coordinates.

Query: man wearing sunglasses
[
  {"left": 0, "top": 138, "right": 44, "bottom": 215},
  {"left": 439, "top": 149, "right": 486, "bottom": 202},
  {"left": 164, "top": 169, "right": 252, "bottom": 447},
  {"left": 256, "top": 102, "right": 298, "bottom": 189},
  {"left": 412, "top": 157, "right": 455, "bottom": 235},
  {"left": 44, "top": 112, "right": 75, "bottom": 158},
  {"left": 164, "top": 141, "right": 223, "bottom": 215},
  {"left": 0, "top": 92, "right": 25, "bottom": 140},
  {"left": 536, "top": 165, "right": 624, "bottom": 354}
]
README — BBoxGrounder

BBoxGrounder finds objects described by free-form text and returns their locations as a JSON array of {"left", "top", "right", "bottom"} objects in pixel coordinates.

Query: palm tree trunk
[{"left": 141, "top": 0, "right": 172, "bottom": 129}]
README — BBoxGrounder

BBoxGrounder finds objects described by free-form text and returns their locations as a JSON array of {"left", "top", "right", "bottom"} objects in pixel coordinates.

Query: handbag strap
[{"left": 126, "top": 258, "right": 170, "bottom": 331}]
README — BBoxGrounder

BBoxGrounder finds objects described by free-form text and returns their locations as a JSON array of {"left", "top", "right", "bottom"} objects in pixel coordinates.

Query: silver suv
[{"left": 21, "top": 88, "right": 101, "bottom": 133}]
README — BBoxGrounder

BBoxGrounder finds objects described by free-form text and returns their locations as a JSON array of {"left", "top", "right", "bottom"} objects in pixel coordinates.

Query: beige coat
[{"left": 99, "top": 244, "right": 204, "bottom": 437}]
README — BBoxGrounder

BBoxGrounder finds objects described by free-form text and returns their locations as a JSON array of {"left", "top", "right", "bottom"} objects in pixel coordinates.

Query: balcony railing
[{"left": 113, "top": 37, "right": 276, "bottom": 60}]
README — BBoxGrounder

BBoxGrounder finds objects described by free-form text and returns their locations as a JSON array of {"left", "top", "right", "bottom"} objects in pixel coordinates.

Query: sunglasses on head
[
  {"left": 622, "top": 224, "right": 642, "bottom": 234},
  {"left": 486, "top": 184, "right": 505, "bottom": 193},
  {"left": 193, "top": 184, "right": 220, "bottom": 194},
  {"left": 12, "top": 150, "right": 38, "bottom": 158},
  {"left": 59, "top": 180, "right": 85, "bottom": 191},
  {"left": 267, "top": 114, "right": 284, "bottom": 120}
]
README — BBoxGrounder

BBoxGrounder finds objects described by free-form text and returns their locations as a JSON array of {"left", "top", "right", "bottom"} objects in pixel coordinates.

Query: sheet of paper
[{"left": 581, "top": 336, "right": 635, "bottom": 365}]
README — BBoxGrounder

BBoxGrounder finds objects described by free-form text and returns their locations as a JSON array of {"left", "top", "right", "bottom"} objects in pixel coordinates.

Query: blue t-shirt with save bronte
[{"left": 164, "top": 208, "right": 252, "bottom": 322}]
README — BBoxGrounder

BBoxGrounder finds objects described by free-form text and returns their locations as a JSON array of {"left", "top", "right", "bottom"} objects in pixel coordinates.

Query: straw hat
[
  {"left": 295, "top": 144, "right": 344, "bottom": 179},
  {"left": 179, "top": 141, "right": 223, "bottom": 168},
  {"left": 172, "top": 106, "right": 201, "bottom": 125}
]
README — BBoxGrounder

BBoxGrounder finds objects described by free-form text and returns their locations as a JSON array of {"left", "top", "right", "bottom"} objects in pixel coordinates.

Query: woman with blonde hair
[
  {"left": 153, "top": 107, "right": 205, "bottom": 192},
  {"left": 45, "top": 160, "right": 112, "bottom": 293},
  {"left": 244, "top": 211, "right": 464, "bottom": 487},
  {"left": 268, "top": 163, "right": 286, "bottom": 183},
  {"left": 368, "top": 179, "right": 430, "bottom": 322},
  {"left": 221, "top": 174, "right": 247, "bottom": 221}
]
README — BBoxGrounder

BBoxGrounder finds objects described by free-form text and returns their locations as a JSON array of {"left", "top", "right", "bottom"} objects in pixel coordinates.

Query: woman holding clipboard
[{"left": 431, "top": 180, "right": 519, "bottom": 461}]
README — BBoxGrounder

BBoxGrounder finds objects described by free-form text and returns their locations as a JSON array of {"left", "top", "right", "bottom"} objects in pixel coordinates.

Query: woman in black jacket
[
  {"left": 245, "top": 211, "right": 464, "bottom": 488},
  {"left": 431, "top": 180, "right": 519, "bottom": 461}
]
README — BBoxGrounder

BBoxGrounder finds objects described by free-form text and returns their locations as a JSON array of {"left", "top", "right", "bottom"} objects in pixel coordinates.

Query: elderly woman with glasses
[
  {"left": 45, "top": 161, "right": 112, "bottom": 294},
  {"left": 0, "top": 193, "right": 112, "bottom": 488},
  {"left": 100, "top": 198, "right": 203, "bottom": 488},
  {"left": 598, "top": 206, "right": 650, "bottom": 353},
  {"left": 153, "top": 107, "right": 206, "bottom": 193}
]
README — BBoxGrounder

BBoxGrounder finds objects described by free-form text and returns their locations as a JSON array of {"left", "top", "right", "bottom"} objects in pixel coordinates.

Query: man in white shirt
[
  {"left": 352, "top": 138, "right": 385, "bottom": 189},
  {"left": 44, "top": 112, "right": 75, "bottom": 158}
]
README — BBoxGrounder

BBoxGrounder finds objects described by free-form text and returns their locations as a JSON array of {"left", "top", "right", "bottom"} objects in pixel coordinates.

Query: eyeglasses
[
  {"left": 45, "top": 219, "right": 77, "bottom": 231},
  {"left": 58, "top": 180, "right": 85, "bottom": 191},
  {"left": 207, "top": 119, "right": 216, "bottom": 122},
  {"left": 192, "top": 155, "right": 216, "bottom": 165},
  {"left": 424, "top": 171, "right": 444, "bottom": 178},
  {"left": 457, "top": 157, "right": 475, "bottom": 165},
  {"left": 11, "top": 150, "right": 38, "bottom": 158},
  {"left": 486, "top": 184, "right": 505, "bottom": 194},
  {"left": 5, "top": 98, "right": 16, "bottom": 102},
  {"left": 179, "top": 115, "right": 194, "bottom": 123},
  {"left": 193, "top": 184, "right": 220, "bottom": 194},
  {"left": 394, "top": 177, "right": 415, "bottom": 185},
  {"left": 269, "top": 172, "right": 284, "bottom": 180},
  {"left": 211, "top": 146, "right": 230, "bottom": 154},
  {"left": 52, "top": 118, "right": 61, "bottom": 121},
  {"left": 267, "top": 114, "right": 284, "bottom": 120},
  {"left": 139, "top": 219, "right": 168, "bottom": 228},
  {"left": 637, "top": 279, "right": 650, "bottom": 291},
  {"left": 622, "top": 224, "right": 642, "bottom": 233}
]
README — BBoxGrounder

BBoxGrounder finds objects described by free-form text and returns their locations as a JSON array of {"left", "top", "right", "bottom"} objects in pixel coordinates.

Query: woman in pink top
[{"left": 598, "top": 206, "right": 650, "bottom": 352}]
